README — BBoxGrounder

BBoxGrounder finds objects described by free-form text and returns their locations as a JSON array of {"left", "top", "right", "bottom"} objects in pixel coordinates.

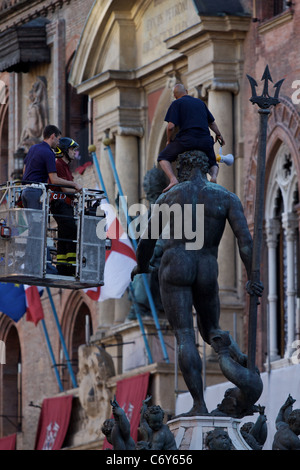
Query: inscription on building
[{"left": 142, "top": 0, "right": 188, "bottom": 55}]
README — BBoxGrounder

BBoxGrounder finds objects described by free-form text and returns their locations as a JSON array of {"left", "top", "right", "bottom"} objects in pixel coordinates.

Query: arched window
[
  {"left": 259, "top": 0, "right": 290, "bottom": 20},
  {"left": 65, "top": 55, "right": 89, "bottom": 171},
  {"left": 0, "top": 96, "right": 8, "bottom": 183},
  {"left": 265, "top": 143, "right": 299, "bottom": 361},
  {"left": 61, "top": 298, "right": 93, "bottom": 390},
  {"left": 0, "top": 319, "right": 21, "bottom": 436}
]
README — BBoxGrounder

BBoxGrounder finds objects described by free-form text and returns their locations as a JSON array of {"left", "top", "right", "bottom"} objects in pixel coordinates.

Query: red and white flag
[
  {"left": 35, "top": 395, "right": 73, "bottom": 450},
  {"left": 24, "top": 285, "right": 44, "bottom": 325},
  {"left": 85, "top": 200, "right": 136, "bottom": 302}
]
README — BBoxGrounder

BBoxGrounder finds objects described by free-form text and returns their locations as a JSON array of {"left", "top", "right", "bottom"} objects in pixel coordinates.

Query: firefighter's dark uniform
[{"left": 50, "top": 158, "right": 77, "bottom": 276}]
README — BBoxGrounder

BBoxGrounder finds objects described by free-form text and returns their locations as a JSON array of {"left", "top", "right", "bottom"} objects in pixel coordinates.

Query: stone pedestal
[{"left": 168, "top": 415, "right": 252, "bottom": 450}]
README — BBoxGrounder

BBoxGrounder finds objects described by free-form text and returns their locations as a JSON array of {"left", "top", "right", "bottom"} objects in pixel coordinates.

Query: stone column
[
  {"left": 295, "top": 203, "right": 300, "bottom": 341},
  {"left": 266, "top": 219, "right": 280, "bottom": 360},
  {"left": 282, "top": 212, "right": 297, "bottom": 358},
  {"left": 111, "top": 127, "right": 142, "bottom": 323},
  {"left": 8, "top": 74, "right": 16, "bottom": 177},
  {"left": 46, "top": 20, "right": 65, "bottom": 131},
  {"left": 207, "top": 85, "right": 236, "bottom": 295},
  {"left": 95, "top": 136, "right": 118, "bottom": 333},
  {"left": 97, "top": 299, "right": 115, "bottom": 335},
  {"left": 114, "top": 127, "right": 141, "bottom": 207}
]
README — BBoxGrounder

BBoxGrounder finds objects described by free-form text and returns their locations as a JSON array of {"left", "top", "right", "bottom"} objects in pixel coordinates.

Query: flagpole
[
  {"left": 102, "top": 138, "right": 170, "bottom": 363},
  {"left": 89, "top": 146, "right": 154, "bottom": 364},
  {"left": 40, "top": 319, "right": 64, "bottom": 392},
  {"left": 46, "top": 287, "right": 78, "bottom": 388},
  {"left": 91, "top": 148, "right": 108, "bottom": 196}
]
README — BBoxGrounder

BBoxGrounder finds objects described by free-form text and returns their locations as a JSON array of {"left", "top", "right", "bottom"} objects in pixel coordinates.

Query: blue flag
[{"left": 0, "top": 283, "right": 26, "bottom": 322}]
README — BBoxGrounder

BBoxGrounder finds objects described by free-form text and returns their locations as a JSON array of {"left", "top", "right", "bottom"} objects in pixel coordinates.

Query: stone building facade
[
  {"left": 0, "top": 0, "right": 299, "bottom": 450},
  {"left": 242, "top": 0, "right": 300, "bottom": 368}
]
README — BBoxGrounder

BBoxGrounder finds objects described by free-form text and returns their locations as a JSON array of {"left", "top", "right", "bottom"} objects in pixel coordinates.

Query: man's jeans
[
  {"left": 21, "top": 187, "right": 43, "bottom": 209},
  {"left": 21, "top": 187, "right": 57, "bottom": 274}
]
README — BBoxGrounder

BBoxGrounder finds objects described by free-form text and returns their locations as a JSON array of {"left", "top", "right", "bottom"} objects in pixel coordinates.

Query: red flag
[
  {"left": 24, "top": 285, "right": 44, "bottom": 326},
  {"left": 35, "top": 396, "right": 73, "bottom": 450},
  {"left": 0, "top": 433, "right": 16, "bottom": 450},
  {"left": 85, "top": 200, "right": 136, "bottom": 301}
]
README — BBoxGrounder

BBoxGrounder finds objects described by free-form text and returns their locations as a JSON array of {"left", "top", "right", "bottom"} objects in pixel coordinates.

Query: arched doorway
[
  {"left": 0, "top": 318, "right": 21, "bottom": 436},
  {"left": 61, "top": 293, "right": 93, "bottom": 390},
  {"left": 0, "top": 98, "right": 8, "bottom": 183}
]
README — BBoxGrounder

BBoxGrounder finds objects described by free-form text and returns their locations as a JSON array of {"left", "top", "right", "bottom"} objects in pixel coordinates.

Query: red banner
[
  {"left": 34, "top": 396, "right": 73, "bottom": 450},
  {"left": 104, "top": 372, "right": 150, "bottom": 449},
  {"left": 0, "top": 433, "right": 16, "bottom": 450}
]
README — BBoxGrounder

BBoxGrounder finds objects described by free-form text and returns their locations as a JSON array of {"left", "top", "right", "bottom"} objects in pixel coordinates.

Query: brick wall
[
  {"left": 242, "top": 0, "right": 300, "bottom": 368},
  {"left": 0, "top": 0, "right": 100, "bottom": 449}
]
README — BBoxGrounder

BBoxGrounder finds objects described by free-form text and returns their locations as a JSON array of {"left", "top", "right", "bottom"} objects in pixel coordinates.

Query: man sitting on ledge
[{"left": 157, "top": 83, "right": 225, "bottom": 192}]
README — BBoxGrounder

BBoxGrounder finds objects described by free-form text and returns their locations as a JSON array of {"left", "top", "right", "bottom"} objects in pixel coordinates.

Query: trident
[{"left": 246, "top": 66, "right": 284, "bottom": 372}]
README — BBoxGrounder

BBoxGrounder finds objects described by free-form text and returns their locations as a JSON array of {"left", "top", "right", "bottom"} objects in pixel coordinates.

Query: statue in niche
[
  {"left": 131, "top": 150, "right": 264, "bottom": 419},
  {"left": 128, "top": 166, "right": 167, "bottom": 319},
  {"left": 272, "top": 395, "right": 300, "bottom": 450},
  {"left": 77, "top": 345, "right": 115, "bottom": 421},
  {"left": 18, "top": 76, "right": 49, "bottom": 152}
]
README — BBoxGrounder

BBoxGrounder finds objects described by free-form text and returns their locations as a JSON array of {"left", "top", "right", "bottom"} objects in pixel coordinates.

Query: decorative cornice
[
  {"left": 201, "top": 79, "right": 240, "bottom": 97},
  {"left": 0, "top": 0, "right": 32, "bottom": 15},
  {"left": 165, "top": 14, "right": 251, "bottom": 52},
  {"left": 115, "top": 126, "right": 144, "bottom": 138},
  {"left": 76, "top": 69, "right": 138, "bottom": 96},
  {"left": 0, "top": 0, "right": 70, "bottom": 30},
  {"left": 258, "top": 9, "right": 293, "bottom": 35}
]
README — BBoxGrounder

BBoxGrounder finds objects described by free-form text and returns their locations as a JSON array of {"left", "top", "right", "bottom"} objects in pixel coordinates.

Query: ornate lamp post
[{"left": 246, "top": 66, "right": 284, "bottom": 371}]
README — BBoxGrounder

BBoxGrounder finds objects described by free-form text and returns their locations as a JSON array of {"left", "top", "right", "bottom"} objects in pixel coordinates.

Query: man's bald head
[{"left": 173, "top": 83, "right": 187, "bottom": 99}]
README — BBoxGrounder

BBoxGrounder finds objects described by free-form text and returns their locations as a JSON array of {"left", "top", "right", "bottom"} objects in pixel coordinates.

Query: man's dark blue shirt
[
  {"left": 164, "top": 95, "right": 215, "bottom": 138},
  {"left": 22, "top": 141, "right": 57, "bottom": 183}
]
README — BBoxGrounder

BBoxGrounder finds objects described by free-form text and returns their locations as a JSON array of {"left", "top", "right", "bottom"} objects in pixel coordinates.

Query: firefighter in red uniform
[{"left": 50, "top": 137, "right": 80, "bottom": 276}]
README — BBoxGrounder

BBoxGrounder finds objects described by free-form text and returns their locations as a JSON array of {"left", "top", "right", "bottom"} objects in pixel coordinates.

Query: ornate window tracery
[{"left": 265, "top": 143, "right": 299, "bottom": 361}]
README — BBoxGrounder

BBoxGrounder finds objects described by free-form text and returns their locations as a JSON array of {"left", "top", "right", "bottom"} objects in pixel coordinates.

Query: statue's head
[
  {"left": 288, "top": 409, "right": 300, "bottom": 435},
  {"left": 241, "top": 422, "right": 254, "bottom": 434},
  {"left": 176, "top": 150, "right": 210, "bottom": 182},
  {"left": 101, "top": 418, "right": 114, "bottom": 444},
  {"left": 205, "top": 428, "right": 232, "bottom": 450},
  {"left": 143, "top": 166, "right": 168, "bottom": 203},
  {"left": 144, "top": 405, "right": 164, "bottom": 431}
]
